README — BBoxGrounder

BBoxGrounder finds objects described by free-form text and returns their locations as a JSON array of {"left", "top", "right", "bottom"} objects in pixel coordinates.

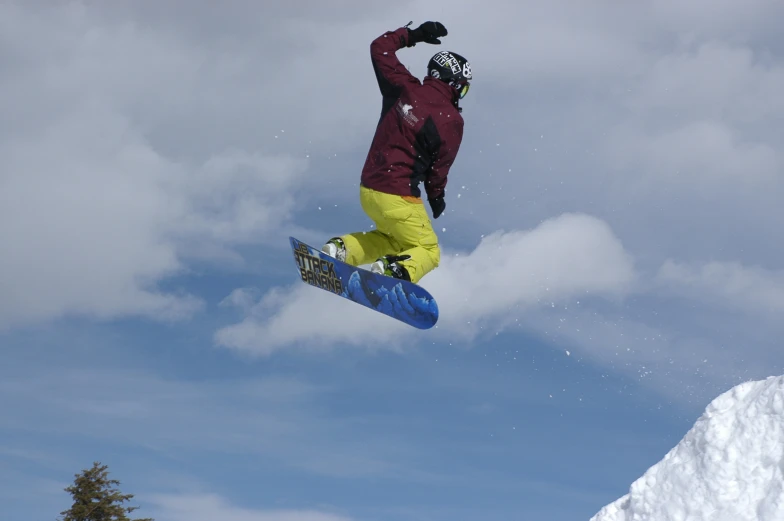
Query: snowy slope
[{"left": 592, "top": 376, "right": 784, "bottom": 521}]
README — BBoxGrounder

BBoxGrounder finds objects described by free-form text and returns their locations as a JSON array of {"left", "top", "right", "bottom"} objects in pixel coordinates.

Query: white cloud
[
  {"left": 426, "top": 213, "right": 636, "bottom": 328},
  {"left": 433, "top": 0, "right": 784, "bottom": 276},
  {"left": 0, "top": 3, "right": 309, "bottom": 330},
  {"left": 0, "top": 98, "right": 306, "bottom": 329},
  {"left": 215, "top": 213, "right": 636, "bottom": 355},
  {"left": 600, "top": 42, "right": 784, "bottom": 199},
  {"left": 647, "top": 0, "right": 784, "bottom": 37},
  {"left": 607, "top": 120, "right": 779, "bottom": 193},
  {"left": 624, "top": 42, "right": 784, "bottom": 124},
  {"left": 657, "top": 260, "right": 784, "bottom": 318},
  {"left": 214, "top": 283, "right": 410, "bottom": 356},
  {"left": 220, "top": 287, "right": 265, "bottom": 313},
  {"left": 149, "top": 493, "right": 354, "bottom": 521}
]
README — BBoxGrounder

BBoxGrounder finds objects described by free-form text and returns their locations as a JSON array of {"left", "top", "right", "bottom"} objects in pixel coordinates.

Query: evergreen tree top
[{"left": 59, "top": 462, "right": 153, "bottom": 521}]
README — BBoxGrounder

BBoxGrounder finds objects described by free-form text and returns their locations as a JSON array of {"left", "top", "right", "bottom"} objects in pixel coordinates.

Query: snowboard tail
[{"left": 289, "top": 237, "right": 438, "bottom": 329}]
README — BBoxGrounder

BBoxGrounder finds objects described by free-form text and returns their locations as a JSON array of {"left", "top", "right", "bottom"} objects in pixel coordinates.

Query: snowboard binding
[{"left": 371, "top": 254, "right": 412, "bottom": 281}]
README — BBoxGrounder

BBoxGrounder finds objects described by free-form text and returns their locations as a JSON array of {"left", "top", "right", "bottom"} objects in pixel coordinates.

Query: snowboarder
[{"left": 322, "top": 21, "right": 471, "bottom": 284}]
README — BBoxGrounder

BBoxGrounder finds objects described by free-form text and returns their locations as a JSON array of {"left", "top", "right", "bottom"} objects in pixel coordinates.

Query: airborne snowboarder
[{"left": 322, "top": 21, "right": 471, "bottom": 284}]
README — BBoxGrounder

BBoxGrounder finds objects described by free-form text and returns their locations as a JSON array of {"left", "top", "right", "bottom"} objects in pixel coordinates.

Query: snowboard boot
[
  {"left": 370, "top": 254, "right": 412, "bottom": 281},
  {"left": 322, "top": 237, "right": 347, "bottom": 262}
]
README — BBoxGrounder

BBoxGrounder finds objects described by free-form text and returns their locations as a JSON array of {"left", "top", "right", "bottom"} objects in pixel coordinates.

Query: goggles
[{"left": 457, "top": 81, "right": 470, "bottom": 99}]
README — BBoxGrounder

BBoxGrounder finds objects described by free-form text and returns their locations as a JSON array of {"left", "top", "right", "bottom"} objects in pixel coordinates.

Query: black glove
[
  {"left": 407, "top": 21, "right": 448, "bottom": 46},
  {"left": 429, "top": 196, "right": 446, "bottom": 219}
]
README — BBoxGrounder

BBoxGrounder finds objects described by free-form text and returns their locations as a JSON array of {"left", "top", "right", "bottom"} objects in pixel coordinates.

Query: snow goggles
[{"left": 456, "top": 81, "right": 470, "bottom": 99}]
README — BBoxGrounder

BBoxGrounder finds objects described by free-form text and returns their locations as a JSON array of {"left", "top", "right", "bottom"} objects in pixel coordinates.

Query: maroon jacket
[{"left": 360, "top": 27, "right": 464, "bottom": 202}]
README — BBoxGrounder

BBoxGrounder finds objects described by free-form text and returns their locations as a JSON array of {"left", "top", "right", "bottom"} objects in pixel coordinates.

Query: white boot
[
  {"left": 321, "top": 237, "right": 346, "bottom": 262},
  {"left": 370, "top": 260, "right": 384, "bottom": 275}
]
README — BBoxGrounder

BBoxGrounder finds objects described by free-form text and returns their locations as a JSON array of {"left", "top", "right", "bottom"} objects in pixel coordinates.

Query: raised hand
[{"left": 407, "top": 21, "right": 448, "bottom": 45}]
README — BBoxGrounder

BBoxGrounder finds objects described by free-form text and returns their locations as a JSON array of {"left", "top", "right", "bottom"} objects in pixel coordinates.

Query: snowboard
[{"left": 289, "top": 236, "right": 439, "bottom": 329}]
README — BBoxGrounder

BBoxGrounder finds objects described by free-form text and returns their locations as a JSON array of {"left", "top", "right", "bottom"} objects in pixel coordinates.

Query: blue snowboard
[{"left": 289, "top": 237, "right": 438, "bottom": 329}]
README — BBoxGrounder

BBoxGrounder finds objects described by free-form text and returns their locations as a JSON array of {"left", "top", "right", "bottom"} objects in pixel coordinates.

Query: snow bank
[{"left": 592, "top": 375, "right": 784, "bottom": 521}]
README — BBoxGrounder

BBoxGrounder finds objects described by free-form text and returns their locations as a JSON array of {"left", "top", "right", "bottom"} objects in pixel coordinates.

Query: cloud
[
  {"left": 215, "top": 213, "right": 636, "bottom": 355},
  {"left": 0, "top": 2, "right": 311, "bottom": 330},
  {"left": 444, "top": 2, "right": 642, "bottom": 86},
  {"left": 0, "top": 366, "right": 423, "bottom": 480},
  {"left": 149, "top": 494, "right": 354, "bottom": 521},
  {"left": 219, "top": 287, "right": 265, "bottom": 313},
  {"left": 426, "top": 213, "right": 636, "bottom": 326},
  {"left": 0, "top": 98, "right": 305, "bottom": 328},
  {"left": 601, "top": 42, "right": 784, "bottom": 199},
  {"left": 623, "top": 42, "right": 784, "bottom": 124},
  {"left": 647, "top": 0, "right": 784, "bottom": 37},
  {"left": 485, "top": 254, "right": 784, "bottom": 405},
  {"left": 214, "top": 282, "right": 412, "bottom": 356},
  {"left": 3, "top": 1, "right": 475, "bottom": 332},
  {"left": 606, "top": 120, "right": 779, "bottom": 196},
  {"left": 3, "top": 0, "right": 784, "bottom": 404},
  {"left": 432, "top": 0, "right": 784, "bottom": 275},
  {"left": 656, "top": 260, "right": 784, "bottom": 319},
  {"left": 512, "top": 305, "right": 759, "bottom": 406}
]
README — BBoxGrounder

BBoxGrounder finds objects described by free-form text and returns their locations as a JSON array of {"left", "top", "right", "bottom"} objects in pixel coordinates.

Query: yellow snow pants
[{"left": 339, "top": 185, "right": 440, "bottom": 283}]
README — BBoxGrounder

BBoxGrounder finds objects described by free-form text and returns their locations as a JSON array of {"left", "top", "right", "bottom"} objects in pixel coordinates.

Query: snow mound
[{"left": 592, "top": 375, "right": 784, "bottom": 521}]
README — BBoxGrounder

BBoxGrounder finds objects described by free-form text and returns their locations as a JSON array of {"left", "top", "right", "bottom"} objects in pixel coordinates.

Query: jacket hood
[{"left": 423, "top": 76, "right": 462, "bottom": 111}]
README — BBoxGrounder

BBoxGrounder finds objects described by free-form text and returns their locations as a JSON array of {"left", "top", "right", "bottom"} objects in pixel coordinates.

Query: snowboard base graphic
[{"left": 289, "top": 237, "right": 438, "bottom": 329}]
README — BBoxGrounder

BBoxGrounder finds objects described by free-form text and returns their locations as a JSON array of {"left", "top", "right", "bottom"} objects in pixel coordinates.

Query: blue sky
[{"left": 2, "top": 1, "right": 784, "bottom": 520}]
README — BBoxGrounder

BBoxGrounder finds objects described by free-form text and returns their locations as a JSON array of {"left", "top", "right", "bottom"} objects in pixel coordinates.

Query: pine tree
[{"left": 59, "top": 462, "right": 153, "bottom": 521}]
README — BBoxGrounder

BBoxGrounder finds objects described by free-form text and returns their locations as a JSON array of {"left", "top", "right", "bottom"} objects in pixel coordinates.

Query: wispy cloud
[
  {"left": 607, "top": 120, "right": 779, "bottom": 193},
  {"left": 148, "top": 493, "right": 355, "bottom": 521},
  {"left": 0, "top": 367, "right": 430, "bottom": 481},
  {"left": 657, "top": 260, "right": 784, "bottom": 319}
]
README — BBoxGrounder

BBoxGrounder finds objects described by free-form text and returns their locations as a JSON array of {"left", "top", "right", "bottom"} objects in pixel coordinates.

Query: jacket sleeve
[
  {"left": 425, "top": 120, "right": 464, "bottom": 201},
  {"left": 371, "top": 27, "right": 419, "bottom": 97}
]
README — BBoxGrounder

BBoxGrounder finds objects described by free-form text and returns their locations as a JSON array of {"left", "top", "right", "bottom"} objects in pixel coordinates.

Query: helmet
[{"left": 427, "top": 50, "right": 472, "bottom": 99}]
